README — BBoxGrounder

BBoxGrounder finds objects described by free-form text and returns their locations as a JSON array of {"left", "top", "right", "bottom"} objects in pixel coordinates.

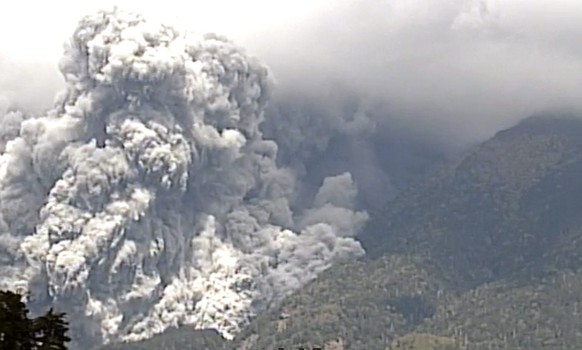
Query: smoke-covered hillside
[
  {"left": 99, "top": 114, "right": 582, "bottom": 349},
  {"left": 226, "top": 114, "right": 582, "bottom": 350}
]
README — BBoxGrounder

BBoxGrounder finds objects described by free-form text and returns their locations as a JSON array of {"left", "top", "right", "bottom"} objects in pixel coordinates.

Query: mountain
[
  {"left": 362, "top": 114, "right": 582, "bottom": 286},
  {"left": 101, "top": 114, "right": 582, "bottom": 349}
]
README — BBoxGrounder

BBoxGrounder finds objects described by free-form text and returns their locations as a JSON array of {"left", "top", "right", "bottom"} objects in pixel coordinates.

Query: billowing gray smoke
[
  {"left": 261, "top": 89, "right": 449, "bottom": 210},
  {"left": 0, "top": 9, "right": 366, "bottom": 346}
]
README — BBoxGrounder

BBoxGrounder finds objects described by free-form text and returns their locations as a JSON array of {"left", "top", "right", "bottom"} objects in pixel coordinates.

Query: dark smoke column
[{"left": 0, "top": 9, "right": 366, "bottom": 347}]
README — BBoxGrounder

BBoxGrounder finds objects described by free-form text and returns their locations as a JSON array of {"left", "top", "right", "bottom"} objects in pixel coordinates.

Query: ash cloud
[
  {"left": 243, "top": 0, "right": 582, "bottom": 211},
  {"left": 3, "top": 1, "right": 582, "bottom": 144},
  {"left": 3, "top": 1, "right": 581, "bottom": 208},
  {"left": 251, "top": 0, "right": 582, "bottom": 148},
  {"left": 0, "top": 9, "right": 365, "bottom": 347}
]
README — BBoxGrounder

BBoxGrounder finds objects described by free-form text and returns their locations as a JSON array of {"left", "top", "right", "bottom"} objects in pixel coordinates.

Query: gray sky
[{"left": 1, "top": 0, "right": 581, "bottom": 144}]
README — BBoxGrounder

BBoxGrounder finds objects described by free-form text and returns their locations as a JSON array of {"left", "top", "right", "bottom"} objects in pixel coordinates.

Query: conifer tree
[{"left": 0, "top": 290, "right": 70, "bottom": 350}]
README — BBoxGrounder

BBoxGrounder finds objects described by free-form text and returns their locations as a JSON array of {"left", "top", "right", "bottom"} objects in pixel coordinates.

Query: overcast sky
[{"left": 1, "top": 0, "right": 581, "bottom": 144}]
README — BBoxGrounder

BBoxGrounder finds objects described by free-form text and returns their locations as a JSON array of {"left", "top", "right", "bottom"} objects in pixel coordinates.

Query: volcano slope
[{"left": 220, "top": 114, "right": 582, "bottom": 350}]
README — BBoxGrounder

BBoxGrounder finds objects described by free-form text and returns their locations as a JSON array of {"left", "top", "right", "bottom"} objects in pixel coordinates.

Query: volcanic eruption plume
[{"left": 0, "top": 9, "right": 366, "bottom": 347}]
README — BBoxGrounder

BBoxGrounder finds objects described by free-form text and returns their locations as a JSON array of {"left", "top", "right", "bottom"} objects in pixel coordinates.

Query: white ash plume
[{"left": 0, "top": 9, "right": 366, "bottom": 348}]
